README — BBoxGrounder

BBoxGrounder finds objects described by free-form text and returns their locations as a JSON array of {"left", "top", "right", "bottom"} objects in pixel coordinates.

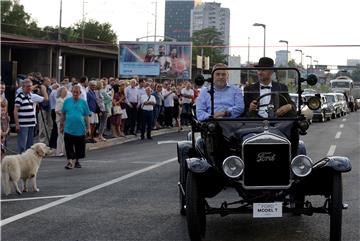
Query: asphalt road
[{"left": 1, "top": 112, "right": 359, "bottom": 241}]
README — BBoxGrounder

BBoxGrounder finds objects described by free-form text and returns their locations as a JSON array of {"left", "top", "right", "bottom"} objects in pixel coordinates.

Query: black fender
[
  {"left": 291, "top": 156, "right": 351, "bottom": 196},
  {"left": 313, "top": 156, "right": 351, "bottom": 173},
  {"left": 177, "top": 141, "right": 192, "bottom": 164}
]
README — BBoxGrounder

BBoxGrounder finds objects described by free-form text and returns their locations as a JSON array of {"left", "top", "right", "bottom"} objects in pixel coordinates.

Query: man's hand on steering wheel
[
  {"left": 276, "top": 104, "right": 293, "bottom": 117},
  {"left": 248, "top": 93, "right": 292, "bottom": 117}
]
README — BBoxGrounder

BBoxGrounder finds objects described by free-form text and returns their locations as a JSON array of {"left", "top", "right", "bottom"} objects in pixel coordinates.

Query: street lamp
[
  {"left": 295, "top": 49, "right": 303, "bottom": 67},
  {"left": 253, "top": 23, "right": 266, "bottom": 57},
  {"left": 279, "top": 40, "right": 289, "bottom": 65},
  {"left": 152, "top": 0, "right": 158, "bottom": 41},
  {"left": 306, "top": 55, "right": 313, "bottom": 68},
  {"left": 313, "top": 60, "right": 319, "bottom": 67}
]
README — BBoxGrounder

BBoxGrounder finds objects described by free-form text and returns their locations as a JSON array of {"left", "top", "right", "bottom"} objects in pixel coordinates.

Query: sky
[{"left": 21, "top": 0, "right": 360, "bottom": 66}]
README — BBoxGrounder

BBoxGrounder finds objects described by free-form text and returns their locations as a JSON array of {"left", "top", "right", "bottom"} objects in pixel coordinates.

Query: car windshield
[
  {"left": 331, "top": 81, "right": 350, "bottom": 89},
  {"left": 205, "top": 68, "right": 300, "bottom": 120},
  {"left": 325, "top": 95, "right": 335, "bottom": 103}
]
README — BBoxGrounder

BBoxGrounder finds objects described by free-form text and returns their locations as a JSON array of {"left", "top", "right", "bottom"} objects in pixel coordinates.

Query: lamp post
[
  {"left": 313, "top": 60, "right": 318, "bottom": 68},
  {"left": 279, "top": 40, "right": 288, "bottom": 65},
  {"left": 253, "top": 23, "right": 266, "bottom": 57},
  {"left": 152, "top": 0, "right": 158, "bottom": 41},
  {"left": 279, "top": 40, "right": 289, "bottom": 81},
  {"left": 295, "top": 49, "right": 303, "bottom": 67},
  {"left": 306, "top": 55, "right": 312, "bottom": 75},
  {"left": 306, "top": 55, "right": 313, "bottom": 68}
]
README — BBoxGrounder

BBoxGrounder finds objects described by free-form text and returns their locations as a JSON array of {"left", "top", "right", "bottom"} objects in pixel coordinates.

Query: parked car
[
  {"left": 178, "top": 68, "right": 351, "bottom": 241},
  {"left": 304, "top": 93, "right": 332, "bottom": 122},
  {"left": 324, "top": 93, "right": 342, "bottom": 118},
  {"left": 335, "top": 93, "right": 348, "bottom": 116},
  {"left": 290, "top": 93, "right": 314, "bottom": 123}
]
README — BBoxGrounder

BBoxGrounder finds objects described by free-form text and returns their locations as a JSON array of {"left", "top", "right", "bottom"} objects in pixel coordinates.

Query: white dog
[{"left": 1, "top": 143, "right": 50, "bottom": 195}]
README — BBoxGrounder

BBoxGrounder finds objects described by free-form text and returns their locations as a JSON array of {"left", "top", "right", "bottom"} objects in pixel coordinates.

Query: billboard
[{"left": 119, "top": 41, "right": 192, "bottom": 79}]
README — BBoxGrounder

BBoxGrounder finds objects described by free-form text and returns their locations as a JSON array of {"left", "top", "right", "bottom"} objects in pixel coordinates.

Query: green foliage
[
  {"left": 73, "top": 19, "right": 117, "bottom": 44},
  {"left": 1, "top": 1, "right": 117, "bottom": 44},
  {"left": 1, "top": 0, "right": 40, "bottom": 36},
  {"left": 191, "top": 27, "right": 227, "bottom": 68}
]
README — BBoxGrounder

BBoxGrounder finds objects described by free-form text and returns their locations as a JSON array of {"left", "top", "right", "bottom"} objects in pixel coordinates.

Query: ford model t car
[{"left": 177, "top": 67, "right": 351, "bottom": 241}]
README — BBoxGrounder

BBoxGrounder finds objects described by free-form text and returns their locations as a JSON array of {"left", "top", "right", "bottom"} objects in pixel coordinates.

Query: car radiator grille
[{"left": 243, "top": 143, "right": 290, "bottom": 188}]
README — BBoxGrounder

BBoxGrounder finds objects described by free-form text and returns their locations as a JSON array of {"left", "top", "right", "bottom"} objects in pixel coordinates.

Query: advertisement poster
[{"left": 119, "top": 41, "right": 192, "bottom": 79}]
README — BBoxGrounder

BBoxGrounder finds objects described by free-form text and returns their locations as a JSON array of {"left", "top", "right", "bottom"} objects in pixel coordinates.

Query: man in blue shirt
[{"left": 196, "top": 63, "right": 244, "bottom": 121}]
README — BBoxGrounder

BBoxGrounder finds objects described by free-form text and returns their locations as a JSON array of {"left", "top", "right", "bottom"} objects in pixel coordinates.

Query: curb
[{"left": 86, "top": 127, "right": 189, "bottom": 151}]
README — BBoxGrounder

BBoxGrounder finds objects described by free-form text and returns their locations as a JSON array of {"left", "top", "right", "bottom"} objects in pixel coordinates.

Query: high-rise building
[
  {"left": 347, "top": 59, "right": 360, "bottom": 66},
  {"left": 275, "top": 50, "right": 290, "bottom": 67},
  {"left": 190, "top": 2, "right": 230, "bottom": 55},
  {"left": 164, "top": 0, "right": 201, "bottom": 41}
]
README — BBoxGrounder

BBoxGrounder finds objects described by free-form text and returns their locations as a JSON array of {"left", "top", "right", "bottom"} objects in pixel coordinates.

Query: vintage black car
[{"left": 177, "top": 67, "right": 351, "bottom": 241}]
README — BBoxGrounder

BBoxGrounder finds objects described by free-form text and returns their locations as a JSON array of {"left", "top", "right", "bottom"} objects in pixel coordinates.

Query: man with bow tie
[{"left": 244, "top": 57, "right": 296, "bottom": 118}]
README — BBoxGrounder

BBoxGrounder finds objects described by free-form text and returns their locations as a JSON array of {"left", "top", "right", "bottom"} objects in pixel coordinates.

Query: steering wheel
[{"left": 255, "top": 92, "right": 290, "bottom": 118}]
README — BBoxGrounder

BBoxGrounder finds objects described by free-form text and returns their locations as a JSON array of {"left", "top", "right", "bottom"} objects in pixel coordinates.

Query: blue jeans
[{"left": 17, "top": 126, "right": 35, "bottom": 153}]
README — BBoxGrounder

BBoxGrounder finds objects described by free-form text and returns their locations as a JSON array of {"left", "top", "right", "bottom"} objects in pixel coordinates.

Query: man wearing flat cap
[{"left": 244, "top": 57, "right": 295, "bottom": 118}]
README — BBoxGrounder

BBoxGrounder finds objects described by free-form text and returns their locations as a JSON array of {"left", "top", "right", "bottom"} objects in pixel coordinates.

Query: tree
[
  {"left": 73, "top": 19, "right": 117, "bottom": 44},
  {"left": 191, "top": 27, "right": 227, "bottom": 68},
  {"left": 1, "top": 0, "right": 40, "bottom": 36}
]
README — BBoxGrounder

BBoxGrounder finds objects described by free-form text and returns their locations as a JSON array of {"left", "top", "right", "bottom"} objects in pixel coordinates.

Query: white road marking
[
  {"left": 342, "top": 118, "right": 347, "bottom": 122},
  {"left": 157, "top": 140, "right": 179, "bottom": 145},
  {"left": 1, "top": 195, "right": 71, "bottom": 203},
  {"left": 327, "top": 145, "right": 336, "bottom": 156},
  {"left": 0, "top": 157, "right": 177, "bottom": 227},
  {"left": 340, "top": 124, "right": 344, "bottom": 128},
  {"left": 335, "top": 132, "right": 342, "bottom": 139},
  {"left": 131, "top": 161, "right": 161, "bottom": 164}
]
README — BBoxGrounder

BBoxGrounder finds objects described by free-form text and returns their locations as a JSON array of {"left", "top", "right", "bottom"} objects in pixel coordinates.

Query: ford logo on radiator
[{"left": 256, "top": 152, "right": 276, "bottom": 162}]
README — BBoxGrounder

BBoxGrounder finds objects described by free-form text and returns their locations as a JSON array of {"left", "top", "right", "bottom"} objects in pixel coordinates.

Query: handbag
[{"left": 112, "top": 105, "right": 122, "bottom": 115}]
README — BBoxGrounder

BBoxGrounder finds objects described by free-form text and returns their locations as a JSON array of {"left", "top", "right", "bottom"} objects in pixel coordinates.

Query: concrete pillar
[
  {"left": 85, "top": 58, "right": 100, "bottom": 78},
  {"left": 82, "top": 56, "right": 85, "bottom": 77},
  {"left": 48, "top": 47, "right": 53, "bottom": 78},
  {"left": 98, "top": 58, "right": 102, "bottom": 78},
  {"left": 8, "top": 47, "right": 12, "bottom": 61}
]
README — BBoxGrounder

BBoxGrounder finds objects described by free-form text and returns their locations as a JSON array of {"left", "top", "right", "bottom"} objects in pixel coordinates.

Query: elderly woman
[
  {"left": 60, "top": 85, "right": 90, "bottom": 169},
  {"left": 99, "top": 79, "right": 112, "bottom": 141},
  {"left": 87, "top": 80, "right": 99, "bottom": 142},
  {"left": 95, "top": 81, "right": 106, "bottom": 142},
  {"left": 55, "top": 86, "right": 68, "bottom": 156}
]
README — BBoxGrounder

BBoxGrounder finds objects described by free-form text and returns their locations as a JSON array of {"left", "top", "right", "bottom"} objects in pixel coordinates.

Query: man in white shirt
[
  {"left": 77, "top": 76, "right": 88, "bottom": 101},
  {"left": 140, "top": 87, "right": 156, "bottom": 140},
  {"left": 180, "top": 81, "right": 194, "bottom": 125},
  {"left": 125, "top": 79, "right": 139, "bottom": 135},
  {"left": 161, "top": 81, "right": 175, "bottom": 127}
]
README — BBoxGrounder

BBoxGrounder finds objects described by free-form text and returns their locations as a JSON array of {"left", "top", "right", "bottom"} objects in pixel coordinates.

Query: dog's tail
[{"left": 1, "top": 162, "right": 11, "bottom": 195}]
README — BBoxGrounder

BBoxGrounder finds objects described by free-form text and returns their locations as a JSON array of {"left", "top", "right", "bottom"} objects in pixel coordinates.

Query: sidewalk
[{"left": 4, "top": 127, "right": 189, "bottom": 155}]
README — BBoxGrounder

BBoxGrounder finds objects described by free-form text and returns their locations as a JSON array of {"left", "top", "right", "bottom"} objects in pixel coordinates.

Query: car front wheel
[
  {"left": 186, "top": 172, "right": 206, "bottom": 241},
  {"left": 329, "top": 172, "right": 343, "bottom": 241}
]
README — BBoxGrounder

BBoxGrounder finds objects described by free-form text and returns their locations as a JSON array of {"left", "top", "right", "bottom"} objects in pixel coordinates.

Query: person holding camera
[
  {"left": 162, "top": 81, "right": 175, "bottom": 127},
  {"left": 36, "top": 77, "right": 53, "bottom": 145},
  {"left": 14, "top": 79, "right": 47, "bottom": 153}
]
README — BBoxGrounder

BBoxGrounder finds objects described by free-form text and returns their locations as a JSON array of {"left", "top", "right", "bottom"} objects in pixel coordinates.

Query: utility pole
[
  {"left": 153, "top": 0, "right": 158, "bottom": 42},
  {"left": 57, "top": 0, "right": 63, "bottom": 82},
  {"left": 82, "top": 0, "right": 86, "bottom": 44}
]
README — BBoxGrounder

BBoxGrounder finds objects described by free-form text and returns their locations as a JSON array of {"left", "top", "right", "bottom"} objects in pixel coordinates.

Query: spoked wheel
[
  {"left": 329, "top": 172, "right": 343, "bottom": 241},
  {"left": 186, "top": 172, "right": 206, "bottom": 241},
  {"left": 179, "top": 156, "right": 187, "bottom": 216}
]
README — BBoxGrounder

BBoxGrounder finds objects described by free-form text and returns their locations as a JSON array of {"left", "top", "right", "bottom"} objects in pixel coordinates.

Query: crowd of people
[{"left": 0, "top": 73, "right": 198, "bottom": 167}]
